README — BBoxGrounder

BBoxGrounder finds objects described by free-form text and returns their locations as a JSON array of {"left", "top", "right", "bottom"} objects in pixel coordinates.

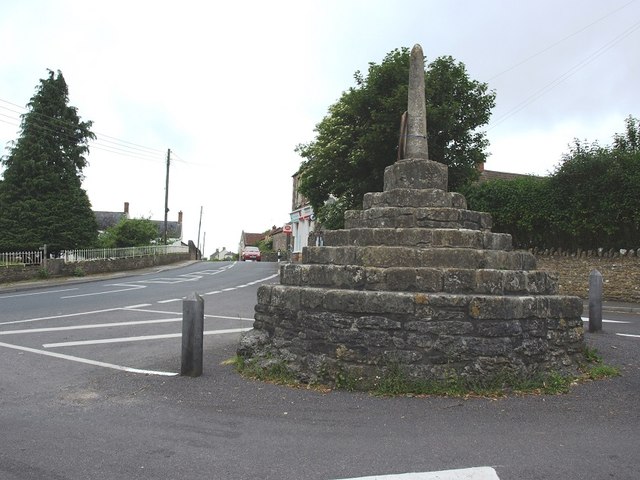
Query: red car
[{"left": 241, "top": 246, "right": 261, "bottom": 261}]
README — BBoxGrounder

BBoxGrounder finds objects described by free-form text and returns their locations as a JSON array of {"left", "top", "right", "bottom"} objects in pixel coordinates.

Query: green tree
[
  {"left": 464, "top": 116, "right": 640, "bottom": 251},
  {"left": 462, "top": 176, "right": 551, "bottom": 249},
  {"left": 296, "top": 48, "right": 495, "bottom": 229},
  {"left": 0, "top": 70, "right": 97, "bottom": 252},
  {"left": 98, "top": 217, "right": 159, "bottom": 248}
]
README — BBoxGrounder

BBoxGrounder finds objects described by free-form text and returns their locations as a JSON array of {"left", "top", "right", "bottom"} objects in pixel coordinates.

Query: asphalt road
[{"left": 0, "top": 261, "right": 638, "bottom": 480}]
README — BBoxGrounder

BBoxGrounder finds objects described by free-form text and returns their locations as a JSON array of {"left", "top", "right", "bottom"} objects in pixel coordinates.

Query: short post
[
  {"left": 181, "top": 292, "right": 204, "bottom": 376},
  {"left": 588, "top": 269, "right": 603, "bottom": 333}
]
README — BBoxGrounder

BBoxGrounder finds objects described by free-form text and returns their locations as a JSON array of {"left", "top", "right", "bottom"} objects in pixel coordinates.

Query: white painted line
[
  {"left": 0, "top": 317, "right": 182, "bottom": 335},
  {"left": 125, "top": 303, "right": 152, "bottom": 309},
  {"left": 0, "top": 307, "right": 123, "bottom": 326},
  {"left": 616, "top": 333, "right": 640, "bottom": 338},
  {"left": 204, "top": 314, "right": 254, "bottom": 322},
  {"left": 335, "top": 466, "right": 500, "bottom": 480},
  {"left": 221, "top": 287, "right": 236, "bottom": 292},
  {"left": 157, "top": 299, "right": 181, "bottom": 304},
  {"left": 0, "top": 341, "right": 177, "bottom": 376},
  {"left": 581, "top": 317, "right": 630, "bottom": 324},
  {"left": 43, "top": 327, "right": 253, "bottom": 348},
  {"left": 0, "top": 288, "right": 79, "bottom": 299},
  {"left": 61, "top": 283, "right": 146, "bottom": 299},
  {"left": 204, "top": 290, "right": 222, "bottom": 295}
]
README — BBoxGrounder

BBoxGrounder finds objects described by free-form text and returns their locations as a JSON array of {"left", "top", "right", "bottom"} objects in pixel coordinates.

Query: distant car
[{"left": 241, "top": 246, "right": 261, "bottom": 261}]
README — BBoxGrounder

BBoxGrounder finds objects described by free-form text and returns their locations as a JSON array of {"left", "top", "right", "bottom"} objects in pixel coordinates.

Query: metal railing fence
[
  {"left": 60, "top": 245, "right": 189, "bottom": 262},
  {"left": 1, "top": 245, "right": 188, "bottom": 266},
  {"left": 0, "top": 250, "right": 43, "bottom": 267}
]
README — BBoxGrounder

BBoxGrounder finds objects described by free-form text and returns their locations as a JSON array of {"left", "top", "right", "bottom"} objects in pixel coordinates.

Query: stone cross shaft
[{"left": 405, "top": 44, "right": 428, "bottom": 160}]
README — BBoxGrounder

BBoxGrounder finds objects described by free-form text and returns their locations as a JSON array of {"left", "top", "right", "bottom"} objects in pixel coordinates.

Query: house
[
  {"left": 476, "top": 163, "right": 541, "bottom": 183},
  {"left": 210, "top": 247, "right": 235, "bottom": 261},
  {"left": 238, "top": 231, "right": 265, "bottom": 255},
  {"left": 93, "top": 201, "right": 183, "bottom": 243},
  {"left": 290, "top": 172, "right": 316, "bottom": 261}
]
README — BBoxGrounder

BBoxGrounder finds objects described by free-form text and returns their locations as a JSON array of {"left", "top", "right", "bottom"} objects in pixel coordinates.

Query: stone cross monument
[
  {"left": 405, "top": 44, "right": 428, "bottom": 160},
  {"left": 238, "top": 44, "right": 585, "bottom": 389}
]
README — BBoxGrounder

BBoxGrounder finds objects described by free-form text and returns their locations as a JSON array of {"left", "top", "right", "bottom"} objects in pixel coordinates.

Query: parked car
[{"left": 241, "top": 246, "right": 261, "bottom": 261}]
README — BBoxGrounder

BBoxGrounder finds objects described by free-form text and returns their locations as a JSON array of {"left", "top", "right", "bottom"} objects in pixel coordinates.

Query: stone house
[{"left": 93, "top": 201, "right": 183, "bottom": 244}]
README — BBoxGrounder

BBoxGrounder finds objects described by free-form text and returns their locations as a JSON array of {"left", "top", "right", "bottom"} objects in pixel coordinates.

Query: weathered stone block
[
  {"left": 355, "top": 315, "right": 402, "bottom": 330},
  {"left": 383, "top": 159, "right": 448, "bottom": 191}
]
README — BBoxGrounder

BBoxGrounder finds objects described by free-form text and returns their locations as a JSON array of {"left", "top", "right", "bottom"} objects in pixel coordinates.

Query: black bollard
[
  {"left": 588, "top": 270, "right": 603, "bottom": 333},
  {"left": 181, "top": 292, "right": 204, "bottom": 376}
]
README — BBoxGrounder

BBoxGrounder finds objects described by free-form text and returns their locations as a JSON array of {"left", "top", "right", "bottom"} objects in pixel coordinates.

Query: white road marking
[
  {"left": 124, "top": 303, "right": 152, "bottom": 309},
  {"left": 198, "top": 272, "right": 279, "bottom": 296},
  {"left": 0, "top": 341, "right": 177, "bottom": 376},
  {"left": 334, "top": 466, "right": 500, "bottom": 480},
  {"left": 0, "top": 288, "right": 79, "bottom": 299},
  {"left": 0, "top": 307, "right": 123, "bottom": 326},
  {"left": 616, "top": 333, "right": 640, "bottom": 338},
  {"left": 0, "top": 318, "right": 183, "bottom": 335},
  {"left": 581, "top": 317, "right": 630, "bottom": 324},
  {"left": 43, "top": 328, "right": 252, "bottom": 348},
  {"left": 157, "top": 299, "right": 181, "bottom": 303},
  {"left": 61, "top": 283, "right": 146, "bottom": 299}
]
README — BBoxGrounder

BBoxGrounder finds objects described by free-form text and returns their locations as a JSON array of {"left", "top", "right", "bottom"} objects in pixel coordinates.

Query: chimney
[
  {"left": 178, "top": 211, "right": 183, "bottom": 224},
  {"left": 124, "top": 202, "right": 130, "bottom": 215}
]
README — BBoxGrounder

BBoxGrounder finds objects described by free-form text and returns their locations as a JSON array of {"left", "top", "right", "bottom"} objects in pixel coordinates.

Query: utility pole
[
  {"left": 163, "top": 148, "right": 171, "bottom": 245},
  {"left": 202, "top": 232, "right": 206, "bottom": 259},
  {"left": 197, "top": 205, "right": 203, "bottom": 252}
]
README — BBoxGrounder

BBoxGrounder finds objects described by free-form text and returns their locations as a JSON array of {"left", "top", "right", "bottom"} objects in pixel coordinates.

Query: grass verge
[{"left": 228, "top": 345, "right": 620, "bottom": 397}]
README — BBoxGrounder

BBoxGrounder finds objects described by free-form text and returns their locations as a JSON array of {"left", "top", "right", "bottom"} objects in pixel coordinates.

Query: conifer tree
[{"left": 0, "top": 70, "right": 98, "bottom": 252}]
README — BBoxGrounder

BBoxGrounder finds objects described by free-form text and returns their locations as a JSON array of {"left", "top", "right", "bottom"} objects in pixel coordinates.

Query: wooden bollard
[
  {"left": 588, "top": 270, "right": 603, "bottom": 333},
  {"left": 181, "top": 292, "right": 204, "bottom": 376}
]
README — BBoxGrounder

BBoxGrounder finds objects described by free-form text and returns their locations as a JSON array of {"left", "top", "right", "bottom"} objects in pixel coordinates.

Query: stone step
[
  {"left": 344, "top": 207, "right": 492, "bottom": 230},
  {"left": 255, "top": 284, "right": 582, "bottom": 320},
  {"left": 322, "top": 228, "right": 512, "bottom": 251},
  {"left": 302, "top": 246, "right": 537, "bottom": 270},
  {"left": 279, "top": 264, "right": 558, "bottom": 295},
  {"left": 362, "top": 188, "right": 467, "bottom": 209}
]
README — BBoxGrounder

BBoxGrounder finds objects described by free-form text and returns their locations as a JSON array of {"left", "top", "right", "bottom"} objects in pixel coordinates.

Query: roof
[
  {"left": 94, "top": 211, "right": 127, "bottom": 231},
  {"left": 151, "top": 220, "right": 182, "bottom": 239},
  {"left": 242, "top": 232, "right": 264, "bottom": 246},
  {"left": 477, "top": 169, "right": 541, "bottom": 183}
]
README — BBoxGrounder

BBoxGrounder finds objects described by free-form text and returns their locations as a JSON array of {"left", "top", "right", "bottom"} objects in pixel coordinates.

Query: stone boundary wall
[
  {"left": 0, "top": 252, "right": 191, "bottom": 284},
  {"left": 535, "top": 254, "right": 640, "bottom": 303}
]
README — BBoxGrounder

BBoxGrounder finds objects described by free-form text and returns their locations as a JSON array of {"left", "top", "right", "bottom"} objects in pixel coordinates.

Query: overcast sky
[{"left": 1, "top": 0, "right": 639, "bottom": 255}]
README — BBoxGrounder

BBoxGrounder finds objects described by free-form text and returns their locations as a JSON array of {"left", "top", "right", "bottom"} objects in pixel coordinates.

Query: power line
[
  {"left": 0, "top": 96, "right": 164, "bottom": 159},
  {"left": 488, "top": 17, "right": 640, "bottom": 130},
  {"left": 487, "top": 0, "right": 637, "bottom": 82}
]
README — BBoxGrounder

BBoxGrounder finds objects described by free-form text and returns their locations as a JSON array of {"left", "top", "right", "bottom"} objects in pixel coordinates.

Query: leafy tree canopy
[
  {"left": 0, "top": 70, "right": 97, "bottom": 252},
  {"left": 296, "top": 48, "right": 496, "bottom": 229},
  {"left": 98, "top": 217, "right": 160, "bottom": 248},
  {"left": 464, "top": 116, "right": 640, "bottom": 250}
]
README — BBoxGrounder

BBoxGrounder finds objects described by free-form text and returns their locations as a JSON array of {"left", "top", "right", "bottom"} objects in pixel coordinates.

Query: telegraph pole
[
  {"left": 197, "top": 206, "right": 203, "bottom": 253},
  {"left": 163, "top": 148, "right": 171, "bottom": 245}
]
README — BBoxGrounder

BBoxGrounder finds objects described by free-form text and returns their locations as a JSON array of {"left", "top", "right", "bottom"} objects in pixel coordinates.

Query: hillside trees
[
  {"left": 0, "top": 70, "right": 98, "bottom": 252},
  {"left": 296, "top": 48, "right": 495, "bottom": 229},
  {"left": 463, "top": 116, "right": 640, "bottom": 250}
]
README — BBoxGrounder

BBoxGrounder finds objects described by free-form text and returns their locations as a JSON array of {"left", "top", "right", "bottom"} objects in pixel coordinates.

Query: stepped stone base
[
  {"left": 239, "top": 286, "right": 584, "bottom": 384},
  {"left": 238, "top": 158, "right": 585, "bottom": 388}
]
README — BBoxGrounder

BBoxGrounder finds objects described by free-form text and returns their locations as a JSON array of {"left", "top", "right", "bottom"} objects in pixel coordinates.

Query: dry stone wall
[{"left": 536, "top": 255, "right": 640, "bottom": 303}]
